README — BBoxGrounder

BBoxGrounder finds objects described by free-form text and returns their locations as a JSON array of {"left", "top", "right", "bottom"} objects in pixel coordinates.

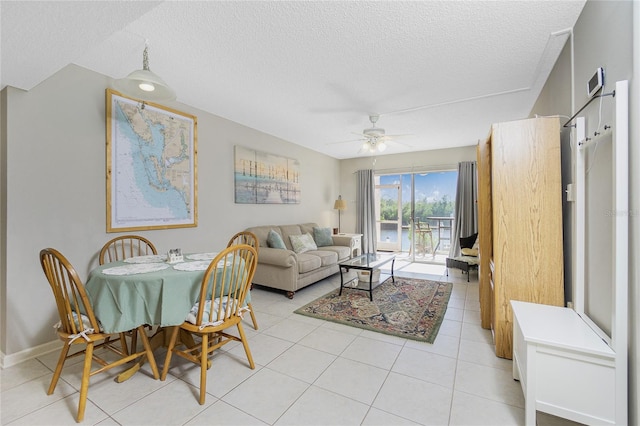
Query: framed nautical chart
[{"left": 106, "top": 89, "right": 198, "bottom": 231}]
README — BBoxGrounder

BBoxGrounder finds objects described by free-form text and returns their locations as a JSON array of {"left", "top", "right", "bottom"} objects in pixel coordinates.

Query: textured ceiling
[{"left": 1, "top": 1, "right": 586, "bottom": 159}]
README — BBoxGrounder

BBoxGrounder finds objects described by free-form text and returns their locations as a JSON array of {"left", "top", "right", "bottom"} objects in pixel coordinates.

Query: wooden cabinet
[
  {"left": 476, "top": 138, "right": 493, "bottom": 330},
  {"left": 477, "top": 117, "right": 565, "bottom": 359}
]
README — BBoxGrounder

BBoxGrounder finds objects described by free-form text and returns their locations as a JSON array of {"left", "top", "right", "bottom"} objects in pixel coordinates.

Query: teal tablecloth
[{"left": 85, "top": 257, "right": 252, "bottom": 334}]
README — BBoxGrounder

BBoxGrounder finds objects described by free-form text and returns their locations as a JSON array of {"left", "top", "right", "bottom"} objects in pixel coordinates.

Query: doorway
[{"left": 375, "top": 170, "right": 457, "bottom": 264}]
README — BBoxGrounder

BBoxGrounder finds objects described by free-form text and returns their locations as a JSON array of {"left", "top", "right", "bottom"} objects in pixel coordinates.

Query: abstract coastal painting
[{"left": 234, "top": 146, "right": 300, "bottom": 204}]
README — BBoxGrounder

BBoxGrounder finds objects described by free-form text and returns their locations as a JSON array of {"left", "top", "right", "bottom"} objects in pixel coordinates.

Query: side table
[{"left": 332, "top": 233, "right": 362, "bottom": 257}]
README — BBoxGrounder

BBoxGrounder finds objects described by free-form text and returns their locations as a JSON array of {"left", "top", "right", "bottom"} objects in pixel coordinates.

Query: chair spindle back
[
  {"left": 40, "top": 248, "right": 100, "bottom": 336},
  {"left": 99, "top": 235, "right": 157, "bottom": 265},
  {"left": 192, "top": 244, "right": 257, "bottom": 328}
]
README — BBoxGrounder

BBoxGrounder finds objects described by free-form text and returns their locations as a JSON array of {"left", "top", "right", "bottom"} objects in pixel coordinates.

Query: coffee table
[{"left": 338, "top": 253, "right": 396, "bottom": 301}]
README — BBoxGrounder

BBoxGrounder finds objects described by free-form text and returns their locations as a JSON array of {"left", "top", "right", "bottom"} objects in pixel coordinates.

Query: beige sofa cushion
[
  {"left": 247, "top": 226, "right": 277, "bottom": 248},
  {"left": 319, "top": 245, "right": 351, "bottom": 261},
  {"left": 296, "top": 253, "right": 322, "bottom": 273},
  {"left": 308, "top": 250, "right": 338, "bottom": 266}
]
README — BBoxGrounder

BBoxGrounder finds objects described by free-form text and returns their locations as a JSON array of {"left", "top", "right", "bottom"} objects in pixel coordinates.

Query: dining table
[
  {"left": 85, "top": 251, "right": 250, "bottom": 381},
  {"left": 86, "top": 253, "right": 216, "bottom": 334}
]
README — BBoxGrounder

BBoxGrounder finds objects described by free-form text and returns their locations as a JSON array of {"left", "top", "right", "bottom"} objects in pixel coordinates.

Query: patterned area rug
[{"left": 294, "top": 276, "right": 453, "bottom": 343}]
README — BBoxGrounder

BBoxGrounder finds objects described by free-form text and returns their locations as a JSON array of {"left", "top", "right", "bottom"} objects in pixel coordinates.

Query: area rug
[{"left": 294, "top": 276, "right": 453, "bottom": 343}]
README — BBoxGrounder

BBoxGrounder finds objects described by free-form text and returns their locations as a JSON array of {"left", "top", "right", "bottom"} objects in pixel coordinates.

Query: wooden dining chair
[
  {"left": 40, "top": 248, "right": 159, "bottom": 422},
  {"left": 99, "top": 235, "right": 158, "bottom": 350},
  {"left": 99, "top": 235, "right": 157, "bottom": 265},
  {"left": 160, "top": 244, "right": 258, "bottom": 405},
  {"left": 226, "top": 231, "right": 259, "bottom": 330}
]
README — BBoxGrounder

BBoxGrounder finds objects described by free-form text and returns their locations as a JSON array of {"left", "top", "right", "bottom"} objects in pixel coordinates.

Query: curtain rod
[
  {"left": 355, "top": 164, "right": 459, "bottom": 174},
  {"left": 563, "top": 91, "right": 616, "bottom": 128}
]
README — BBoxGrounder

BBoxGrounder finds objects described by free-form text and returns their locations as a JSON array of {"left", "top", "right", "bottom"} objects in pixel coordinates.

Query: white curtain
[
  {"left": 450, "top": 161, "right": 478, "bottom": 257},
  {"left": 356, "top": 169, "right": 377, "bottom": 254}
]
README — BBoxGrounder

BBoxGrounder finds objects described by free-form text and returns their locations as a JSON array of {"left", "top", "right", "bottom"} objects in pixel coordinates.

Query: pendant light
[{"left": 115, "top": 42, "right": 176, "bottom": 102}]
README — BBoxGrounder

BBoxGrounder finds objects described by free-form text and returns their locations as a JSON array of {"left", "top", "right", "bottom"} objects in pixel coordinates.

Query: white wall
[
  {"left": 336, "top": 146, "right": 477, "bottom": 233},
  {"left": 0, "top": 64, "right": 341, "bottom": 363},
  {"left": 531, "top": 1, "right": 638, "bottom": 423}
]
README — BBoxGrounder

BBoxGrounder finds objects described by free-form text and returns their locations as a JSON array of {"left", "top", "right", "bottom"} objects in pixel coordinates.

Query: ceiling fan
[
  {"left": 328, "top": 114, "right": 411, "bottom": 154},
  {"left": 358, "top": 114, "right": 390, "bottom": 153}
]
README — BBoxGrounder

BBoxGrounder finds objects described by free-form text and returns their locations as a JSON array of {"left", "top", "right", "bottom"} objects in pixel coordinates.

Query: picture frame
[
  {"left": 106, "top": 89, "right": 198, "bottom": 231},
  {"left": 234, "top": 145, "right": 300, "bottom": 204}
]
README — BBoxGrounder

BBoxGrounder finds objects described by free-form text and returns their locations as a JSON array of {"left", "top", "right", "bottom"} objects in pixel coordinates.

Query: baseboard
[{"left": 0, "top": 340, "right": 60, "bottom": 369}]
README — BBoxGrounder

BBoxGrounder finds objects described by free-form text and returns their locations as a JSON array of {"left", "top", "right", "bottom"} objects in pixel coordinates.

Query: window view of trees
[
  {"left": 377, "top": 172, "right": 457, "bottom": 256},
  {"left": 379, "top": 175, "right": 456, "bottom": 225},
  {"left": 378, "top": 194, "right": 454, "bottom": 224}
]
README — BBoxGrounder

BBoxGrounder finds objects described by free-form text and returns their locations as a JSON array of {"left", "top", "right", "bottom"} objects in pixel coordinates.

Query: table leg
[
  {"left": 339, "top": 266, "right": 345, "bottom": 296},
  {"left": 391, "top": 258, "right": 395, "bottom": 283},
  {"left": 369, "top": 272, "right": 373, "bottom": 301},
  {"left": 115, "top": 362, "right": 141, "bottom": 383},
  {"left": 115, "top": 326, "right": 193, "bottom": 383},
  {"left": 115, "top": 327, "right": 165, "bottom": 383}
]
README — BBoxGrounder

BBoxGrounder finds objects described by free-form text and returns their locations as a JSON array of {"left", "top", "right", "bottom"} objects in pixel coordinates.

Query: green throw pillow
[
  {"left": 267, "top": 230, "right": 286, "bottom": 249},
  {"left": 313, "top": 227, "right": 333, "bottom": 247},
  {"left": 289, "top": 233, "right": 318, "bottom": 253}
]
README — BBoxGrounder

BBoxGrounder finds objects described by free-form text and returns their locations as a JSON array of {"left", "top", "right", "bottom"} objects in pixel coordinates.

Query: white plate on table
[
  {"left": 185, "top": 252, "right": 219, "bottom": 261},
  {"left": 123, "top": 255, "right": 167, "bottom": 264},
  {"left": 173, "top": 259, "right": 233, "bottom": 272},
  {"left": 173, "top": 261, "right": 211, "bottom": 271},
  {"left": 102, "top": 263, "right": 170, "bottom": 275}
]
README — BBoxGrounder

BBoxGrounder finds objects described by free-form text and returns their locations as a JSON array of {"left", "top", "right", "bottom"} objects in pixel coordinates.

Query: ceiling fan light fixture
[
  {"left": 115, "top": 44, "right": 176, "bottom": 102},
  {"left": 377, "top": 140, "right": 387, "bottom": 152}
]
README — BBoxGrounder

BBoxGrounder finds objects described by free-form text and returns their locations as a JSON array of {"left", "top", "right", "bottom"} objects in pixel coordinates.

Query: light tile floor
[{"left": 1, "top": 262, "right": 581, "bottom": 425}]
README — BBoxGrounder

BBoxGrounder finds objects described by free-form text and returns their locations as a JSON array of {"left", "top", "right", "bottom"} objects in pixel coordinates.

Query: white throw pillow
[{"left": 289, "top": 233, "right": 318, "bottom": 253}]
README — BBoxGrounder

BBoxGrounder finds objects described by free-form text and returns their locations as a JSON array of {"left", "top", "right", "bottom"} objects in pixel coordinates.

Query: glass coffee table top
[
  {"left": 338, "top": 253, "right": 396, "bottom": 301},
  {"left": 338, "top": 253, "right": 396, "bottom": 269}
]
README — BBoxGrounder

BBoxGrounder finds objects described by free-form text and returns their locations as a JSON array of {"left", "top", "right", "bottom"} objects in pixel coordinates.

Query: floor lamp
[{"left": 334, "top": 195, "right": 347, "bottom": 233}]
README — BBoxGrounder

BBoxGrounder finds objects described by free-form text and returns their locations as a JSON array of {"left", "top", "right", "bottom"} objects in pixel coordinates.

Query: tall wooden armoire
[{"left": 477, "top": 116, "right": 565, "bottom": 359}]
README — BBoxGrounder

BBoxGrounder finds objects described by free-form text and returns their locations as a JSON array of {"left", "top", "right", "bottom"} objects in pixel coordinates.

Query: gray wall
[
  {"left": 0, "top": 85, "right": 6, "bottom": 360},
  {"left": 0, "top": 64, "right": 341, "bottom": 360},
  {"left": 530, "top": 1, "right": 638, "bottom": 423}
]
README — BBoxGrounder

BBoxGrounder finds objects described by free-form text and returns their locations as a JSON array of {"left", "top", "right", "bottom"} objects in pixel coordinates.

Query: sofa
[{"left": 244, "top": 223, "right": 353, "bottom": 298}]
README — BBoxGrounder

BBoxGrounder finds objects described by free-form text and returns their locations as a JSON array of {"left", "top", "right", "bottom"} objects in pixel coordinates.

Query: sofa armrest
[
  {"left": 258, "top": 247, "right": 297, "bottom": 267},
  {"left": 330, "top": 235, "right": 354, "bottom": 247}
]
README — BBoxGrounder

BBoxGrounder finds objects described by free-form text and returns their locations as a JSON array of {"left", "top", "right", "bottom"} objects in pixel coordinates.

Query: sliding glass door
[
  {"left": 375, "top": 179, "right": 402, "bottom": 251},
  {"left": 375, "top": 170, "right": 457, "bottom": 263}
]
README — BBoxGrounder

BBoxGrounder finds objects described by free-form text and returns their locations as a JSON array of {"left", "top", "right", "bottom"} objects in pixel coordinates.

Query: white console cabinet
[
  {"left": 511, "top": 80, "right": 628, "bottom": 426},
  {"left": 332, "top": 233, "right": 362, "bottom": 257},
  {"left": 511, "top": 301, "right": 616, "bottom": 425}
]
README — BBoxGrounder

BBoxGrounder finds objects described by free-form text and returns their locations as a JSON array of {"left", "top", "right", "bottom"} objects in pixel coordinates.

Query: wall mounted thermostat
[{"left": 587, "top": 67, "right": 604, "bottom": 98}]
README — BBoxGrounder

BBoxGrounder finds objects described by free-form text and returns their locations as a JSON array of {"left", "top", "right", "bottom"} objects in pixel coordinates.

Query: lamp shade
[
  {"left": 115, "top": 69, "right": 176, "bottom": 102},
  {"left": 334, "top": 198, "right": 347, "bottom": 210},
  {"left": 115, "top": 45, "right": 176, "bottom": 102}
]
